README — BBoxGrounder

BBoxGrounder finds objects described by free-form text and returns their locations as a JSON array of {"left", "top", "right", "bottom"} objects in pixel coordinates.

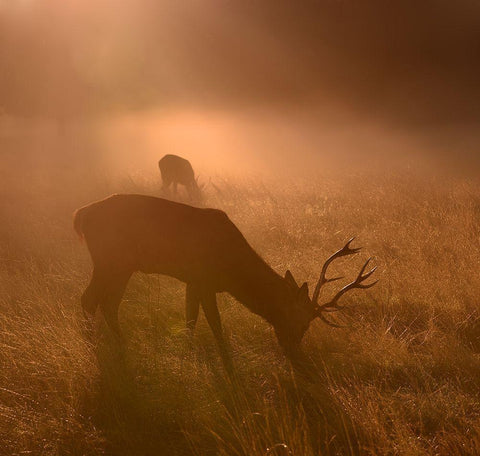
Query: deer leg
[
  {"left": 172, "top": 182, "right": 178, "bottom": 196},
  {"left": 201, "top": 292, "right": 223, "bottom": 344},
  {"left": 201, "top": 292, "right": 233, "bottom": 373},
  {"left": 81, "top": 268, "right": 104, "bottom": 318},
  {"left": 186, "top": 283, "right": 201, "bottom": 334},
  {"left": 186, "top": 183, "right": 194, "bottom": 201},
  {"left": 99, "top": 271, "right": 131, "bottom": 344},
  {"left": 80, "top": 268, "right": 109, "bottom": 342},
  {"left": 161, "top": 178, "right": 172, "bottom": 196}
]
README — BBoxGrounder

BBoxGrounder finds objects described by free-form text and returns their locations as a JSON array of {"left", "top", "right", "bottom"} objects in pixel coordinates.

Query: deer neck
[{"left": 226, "top": 258, "right": 289, "bottom": 324}]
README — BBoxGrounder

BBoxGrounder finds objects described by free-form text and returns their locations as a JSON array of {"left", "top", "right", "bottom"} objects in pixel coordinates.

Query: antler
[
  {"left": 311, "top": 237, "right": 361, "bottom": 304},
  {"left": 313, "top": 239, "right": 378, "bottom": 327}
]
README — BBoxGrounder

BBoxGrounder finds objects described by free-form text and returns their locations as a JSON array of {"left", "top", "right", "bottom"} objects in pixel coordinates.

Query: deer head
[{"left": 275, "top": 238, "right": 378, "bottom": 351}]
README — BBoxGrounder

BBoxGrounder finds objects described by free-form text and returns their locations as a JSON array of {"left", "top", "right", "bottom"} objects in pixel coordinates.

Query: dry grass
[{"left": 1, "top": 138, "right": 480, "bottom": 455}]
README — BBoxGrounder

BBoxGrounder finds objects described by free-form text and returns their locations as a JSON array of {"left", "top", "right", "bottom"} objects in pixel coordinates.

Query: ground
[{"left": 1, "top": 130, "right": 480, "bottom": 455}]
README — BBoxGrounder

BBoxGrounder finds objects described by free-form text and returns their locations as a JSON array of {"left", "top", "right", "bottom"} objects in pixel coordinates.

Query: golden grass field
[{"left": 2, "top": 134, "right": 480, "bottom": 455}]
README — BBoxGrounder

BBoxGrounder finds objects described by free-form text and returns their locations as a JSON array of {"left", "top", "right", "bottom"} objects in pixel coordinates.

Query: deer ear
[
  {"left": 297, "top": 282, "right": 309, "bottom": 302},
  {"left": 284, "top": 270, "right": 298, "bottom": 288}
]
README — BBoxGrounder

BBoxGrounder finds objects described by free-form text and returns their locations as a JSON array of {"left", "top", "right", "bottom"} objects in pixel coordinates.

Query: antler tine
[
  {"left": 317, "top": 312, "right": 343, "bottom": 328},
  {"left": 311, "top": 237, "right": 361, "bottom": 304},
  {"left": 316, "top": 257, "right": 378, "bottom": 315}
]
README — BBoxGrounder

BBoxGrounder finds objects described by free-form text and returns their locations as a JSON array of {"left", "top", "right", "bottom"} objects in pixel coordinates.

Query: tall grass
[{"left": 1, "top": 144, "right": 480, "bottom": 455}]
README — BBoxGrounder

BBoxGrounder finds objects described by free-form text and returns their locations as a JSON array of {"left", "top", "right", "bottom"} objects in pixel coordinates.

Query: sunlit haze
[{"left": 2, "top": 2, "right": 480, "bottom": 455}]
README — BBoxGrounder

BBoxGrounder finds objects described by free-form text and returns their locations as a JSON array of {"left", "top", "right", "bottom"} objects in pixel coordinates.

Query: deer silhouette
[
  {"left": 158, "top": 154, "right": 201, "bottom": 201},
  {"left": 74, "top": 194, "right": 376, "bottom": 359}
]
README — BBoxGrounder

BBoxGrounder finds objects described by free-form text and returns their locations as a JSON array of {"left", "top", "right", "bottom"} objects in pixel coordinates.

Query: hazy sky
[{"left": 2, "top": 0, "right": 479, "bottom": 128}]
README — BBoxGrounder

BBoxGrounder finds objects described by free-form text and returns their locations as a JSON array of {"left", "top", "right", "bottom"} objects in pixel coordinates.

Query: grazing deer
[
  {"left": 158, "top": 154, "right": 201, "bottom": 201},
  {"left": 74, "top": 194, "right": 376, "bottom": 358}
]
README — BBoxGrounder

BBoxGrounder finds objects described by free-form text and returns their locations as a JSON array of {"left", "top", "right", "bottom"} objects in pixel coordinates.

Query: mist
[
  {"left": 3, "top": 2, "right": 480, "bottom": 455},
  {"left": 2, "top": 0, "right": 480, "bottom": 177}
]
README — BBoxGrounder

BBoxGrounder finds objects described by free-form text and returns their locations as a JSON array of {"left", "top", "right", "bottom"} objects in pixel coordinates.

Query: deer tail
[{"left": 73, "top": 207, "right": 86, "bottom": 242}]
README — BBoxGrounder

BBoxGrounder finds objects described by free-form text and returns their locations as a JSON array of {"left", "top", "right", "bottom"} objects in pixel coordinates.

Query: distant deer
[
  {"left": 74, "top": 194, "right": 376, "bottom": 358},
  {"left": 159, "top": 154, "right": 201, "bottom": 201}
]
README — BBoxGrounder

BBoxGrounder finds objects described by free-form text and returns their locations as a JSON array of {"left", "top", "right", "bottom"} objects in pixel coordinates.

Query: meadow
[{"left": 1, "top": 130, "right": 480, "bottom": 455}]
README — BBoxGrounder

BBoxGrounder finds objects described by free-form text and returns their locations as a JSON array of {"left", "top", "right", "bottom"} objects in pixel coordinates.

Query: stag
[
  {"left": 74, "top": 194, "right": 376, "bottom": 358},
  {"left": 158, "top": 154, "right": 201, "bottom": 201}
]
